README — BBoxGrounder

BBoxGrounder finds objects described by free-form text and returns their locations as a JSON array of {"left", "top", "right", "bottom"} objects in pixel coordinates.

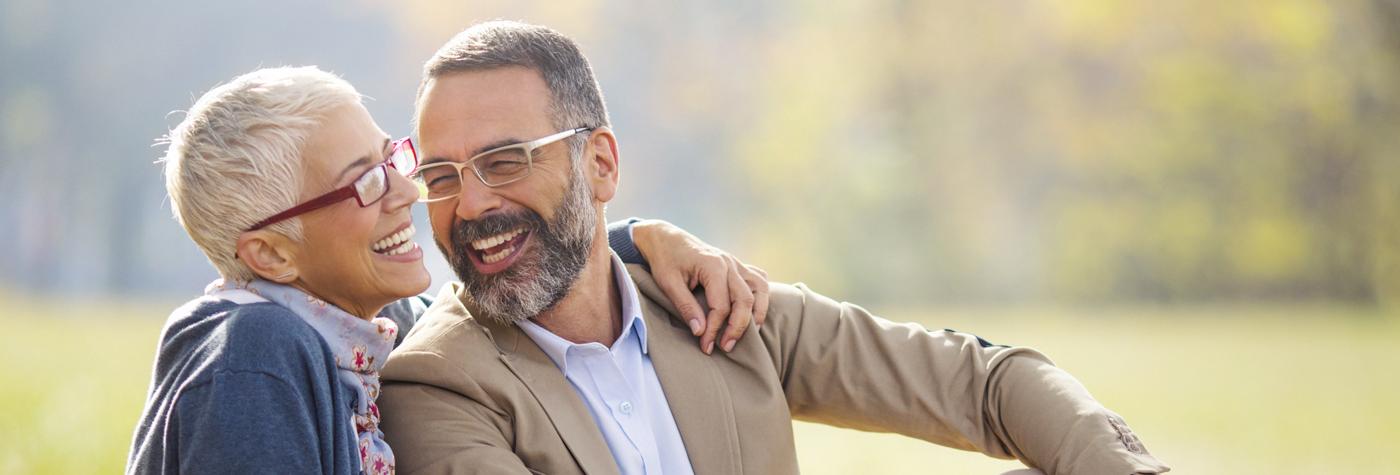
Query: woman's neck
[{"left": 289, "top": 281, "right": 386, "bottom": 321}]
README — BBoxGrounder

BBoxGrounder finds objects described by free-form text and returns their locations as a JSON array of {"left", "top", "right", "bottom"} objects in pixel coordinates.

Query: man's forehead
[{"left": 418, "top": 68, "right": 554, "bottom": 156}]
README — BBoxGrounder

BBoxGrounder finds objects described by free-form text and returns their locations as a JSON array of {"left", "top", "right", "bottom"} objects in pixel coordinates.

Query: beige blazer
[{"left": 379, "top": 264, "right": 1169, "bottom": 474}]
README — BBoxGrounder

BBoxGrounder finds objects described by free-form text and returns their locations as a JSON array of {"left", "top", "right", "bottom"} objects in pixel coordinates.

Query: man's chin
[
  {"left": 463, "top": 285, "right": 547, "bottom": 327},
  {"left": 457, "top": 261, "right": 535, "bottom": 324}
]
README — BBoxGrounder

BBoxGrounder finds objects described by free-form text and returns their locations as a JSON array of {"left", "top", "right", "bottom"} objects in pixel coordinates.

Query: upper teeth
[
  {"left": 372, "top": 225, "right": 416, "bottom": 252},
  {"left": 472, "top": 229, "right": 523, "bottom": 251}
]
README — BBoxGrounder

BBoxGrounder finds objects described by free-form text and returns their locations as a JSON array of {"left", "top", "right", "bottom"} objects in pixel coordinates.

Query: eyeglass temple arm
[
  {"left": 522, "top": 127, "right": 594, "bottom": 150},
  {"left": 246, "top": 186, "right": 359, "bottom": 231}
]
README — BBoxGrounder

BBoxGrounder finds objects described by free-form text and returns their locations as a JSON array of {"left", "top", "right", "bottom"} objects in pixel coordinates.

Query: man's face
[{"left": 416, "top": 67, "right": 598, "bottom": 325}]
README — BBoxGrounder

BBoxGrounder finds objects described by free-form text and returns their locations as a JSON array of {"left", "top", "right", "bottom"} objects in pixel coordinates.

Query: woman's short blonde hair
[{"left": 161, "top": 66, "right": 362, "bottom": 283}]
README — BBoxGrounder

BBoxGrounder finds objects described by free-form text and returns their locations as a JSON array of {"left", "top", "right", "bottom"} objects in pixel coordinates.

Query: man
[{"left": 379, "top": 20, "right": 1170, "bottom": 475}]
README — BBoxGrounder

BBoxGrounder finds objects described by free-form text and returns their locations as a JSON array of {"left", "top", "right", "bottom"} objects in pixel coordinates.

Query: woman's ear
[
  {"left": 585, "top": 127, "right": 620, "bottom": 203},
  {"left": 235, "top": 230, "right": 299, "bottom": 283}
]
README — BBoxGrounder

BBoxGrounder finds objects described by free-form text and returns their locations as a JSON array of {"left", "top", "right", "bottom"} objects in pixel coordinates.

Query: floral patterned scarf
[{"left": 206, "top": 279, "right": 398, "bottom": 475}]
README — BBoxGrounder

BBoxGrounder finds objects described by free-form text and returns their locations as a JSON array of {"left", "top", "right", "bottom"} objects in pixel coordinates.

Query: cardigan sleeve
[
  {"left": 607, "top": 217, "right": 646, "bottom": 266},
  {"left": 172, "top": 370, "right": 329, "bottom": 474}
]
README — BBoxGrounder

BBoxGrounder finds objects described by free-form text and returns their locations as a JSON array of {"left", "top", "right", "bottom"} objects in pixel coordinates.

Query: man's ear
[
  {"left": 585, "top": 127, "right": 620, "bottom": 203},
  {"left": 235, "top": 230, "right": 300, "bottom": 283}
]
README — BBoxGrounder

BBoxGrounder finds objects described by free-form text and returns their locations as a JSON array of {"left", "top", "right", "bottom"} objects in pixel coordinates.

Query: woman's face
[{"left": 289, "top": 102, "right": 431, "bottom": 318}]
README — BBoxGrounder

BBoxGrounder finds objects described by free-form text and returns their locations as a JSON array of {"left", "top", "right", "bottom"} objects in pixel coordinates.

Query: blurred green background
[{"left": 3, "top": 0, "right": 1399, "bottom": 473}]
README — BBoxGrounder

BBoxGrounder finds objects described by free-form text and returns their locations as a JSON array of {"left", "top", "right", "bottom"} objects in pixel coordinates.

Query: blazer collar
[
  {"left": 442, "top": 262, "right": 744, "bottom": 475},
  {"left": 624, "top": 264, "right": 743, "bottom": 474},
  {"left": 445, "top": 283, "right": 621, "bottom": 475}
]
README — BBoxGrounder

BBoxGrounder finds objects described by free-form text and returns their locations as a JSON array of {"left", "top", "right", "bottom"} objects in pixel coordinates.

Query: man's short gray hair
[
  {"left": 419, "top": 20, "right": 611, "bottom": 156},
  {"left": 161, "top": 66, "right": 362, "bottom": 282}
]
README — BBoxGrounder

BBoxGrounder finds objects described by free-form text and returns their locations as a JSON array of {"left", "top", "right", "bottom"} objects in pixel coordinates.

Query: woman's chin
[{"left": 372, "top": 244, "right": 433, "bottom": 296}]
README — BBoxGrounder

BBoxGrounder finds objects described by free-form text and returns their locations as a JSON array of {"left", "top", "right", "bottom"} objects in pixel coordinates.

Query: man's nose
[{"left": 454, "top": 172, "right": 503, "bottom": 221}]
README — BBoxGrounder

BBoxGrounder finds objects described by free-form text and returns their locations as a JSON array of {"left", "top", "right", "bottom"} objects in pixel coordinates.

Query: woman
[{"left": 126, "top": 66, "right": 765, "bottom": 474}]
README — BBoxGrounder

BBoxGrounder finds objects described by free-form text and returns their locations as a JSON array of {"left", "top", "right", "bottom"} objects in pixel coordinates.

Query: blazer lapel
[
  {"left": 630, "top": 269, "right": 743, "bottom": 474},
  {"left": 464, "top": 291, "right": 620, "bottom": 475}
]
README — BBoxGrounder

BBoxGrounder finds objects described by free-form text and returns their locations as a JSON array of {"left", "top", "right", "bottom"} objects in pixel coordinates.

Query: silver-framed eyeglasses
[{"left": 410, "top": 127, "right": 593, "bottom": 203}]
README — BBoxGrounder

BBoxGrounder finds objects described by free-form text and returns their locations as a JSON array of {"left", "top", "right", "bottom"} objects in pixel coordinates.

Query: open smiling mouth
[
  {"left": 469, "top": 228, "right": 531, "bottom": 267},
  {"left": 372, "top": 224, "right": 420, "bottom": 256}
]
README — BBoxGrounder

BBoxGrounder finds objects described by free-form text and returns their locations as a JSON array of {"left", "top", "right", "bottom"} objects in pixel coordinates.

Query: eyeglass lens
[
  {"left": 415, "top": 147, "right": 532, "bottom": 201},
  {"left": 473, "top": 147, "right": 531, "bottom": 185},
  {"left": 354, "top": 165, "right": 388, "bottom": 206},
  {"left": 390, "top": 139, "right": 418, "bottom": 174}
]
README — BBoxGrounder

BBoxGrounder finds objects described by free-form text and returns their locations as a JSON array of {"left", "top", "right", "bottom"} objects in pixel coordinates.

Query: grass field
[{"left": 4, "top": 294, "right": 1398, "bottom": 474}]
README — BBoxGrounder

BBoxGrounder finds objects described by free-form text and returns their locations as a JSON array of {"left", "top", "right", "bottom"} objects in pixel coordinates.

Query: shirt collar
[
  {"left": 613, "top": 252, "right": 649, "bottom": 354},
  {"left": 517, "top": 252, "right": 649, "bottom": 372}
]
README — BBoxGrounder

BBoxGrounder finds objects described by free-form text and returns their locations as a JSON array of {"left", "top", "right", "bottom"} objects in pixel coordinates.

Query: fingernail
[
  {"left": 722, "top": 340, "right": 736, "bottom": 352},
  {"left": 704, "top": 341, "right": 714, "bottom": 354},
  {"left": 688, "top": 319, "right": 703, "bottom": 335}
]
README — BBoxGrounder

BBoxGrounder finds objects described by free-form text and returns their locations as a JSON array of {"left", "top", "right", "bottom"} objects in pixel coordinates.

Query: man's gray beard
[{"left": 440, "top": 169, "right": 597, "bottom": 326}]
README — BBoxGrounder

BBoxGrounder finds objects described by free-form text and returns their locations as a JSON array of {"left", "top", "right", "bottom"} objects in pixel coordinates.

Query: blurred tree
[
  {"left": 1, "top": 0, "right": 1393, "bottom": 309},
  {"left": 722, "top": 0, "right": 1400, "bottom": 306}
]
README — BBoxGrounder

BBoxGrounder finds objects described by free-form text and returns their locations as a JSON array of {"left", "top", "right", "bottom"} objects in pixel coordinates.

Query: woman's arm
[
  {"left": 608, "top": 218, "right": 770, "bottom": 355},
  {"left": 386, "top": 218, "right": 768, "bottom": 354},
  {"left": 173, "top": 371, "right": 326, "bottom": 473}
]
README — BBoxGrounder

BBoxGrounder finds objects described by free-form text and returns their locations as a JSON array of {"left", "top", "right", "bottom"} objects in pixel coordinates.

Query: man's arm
[{"left": 759, "top": 283, "right": 1170, "bottom": 474}]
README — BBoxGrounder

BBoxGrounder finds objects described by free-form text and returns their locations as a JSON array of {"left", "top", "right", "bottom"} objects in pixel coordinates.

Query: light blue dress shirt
[{"left": 517, "top": 253, "right": 695, "bottom": 475}]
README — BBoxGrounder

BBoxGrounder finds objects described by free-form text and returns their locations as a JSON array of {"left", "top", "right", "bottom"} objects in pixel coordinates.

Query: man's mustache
[{"left": 450, "top": 209, "right": 546, "bottom": 249}]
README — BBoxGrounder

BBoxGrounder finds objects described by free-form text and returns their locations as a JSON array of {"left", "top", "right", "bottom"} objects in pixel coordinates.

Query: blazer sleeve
[
  {"left": 765, "top": 283, "right": 1170, "bottom": 475},
  {"left": 378, "top": 351, "right": 533, "bottom": 475},
  {"left": 172, "top": 370, "right": 325, "bottom": 474}
]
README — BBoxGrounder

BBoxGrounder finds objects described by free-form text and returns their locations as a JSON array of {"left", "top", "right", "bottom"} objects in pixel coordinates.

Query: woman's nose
[{"left": 382, "top": 169, "right": 419, "bottom": 210}]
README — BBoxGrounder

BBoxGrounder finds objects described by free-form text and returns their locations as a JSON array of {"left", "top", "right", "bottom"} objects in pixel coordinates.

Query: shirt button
[{"left": 619, "top": 401, "right": 633, "bottom": 415}]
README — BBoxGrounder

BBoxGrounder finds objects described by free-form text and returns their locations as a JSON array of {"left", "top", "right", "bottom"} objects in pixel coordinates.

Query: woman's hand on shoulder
[{"left": 631, "top": 219, "right": 769, "bottom": 355}]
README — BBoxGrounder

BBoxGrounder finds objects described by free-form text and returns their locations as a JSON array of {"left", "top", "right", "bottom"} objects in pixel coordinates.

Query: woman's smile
[{"left": 372, "top": 222, "right": 425, "bottom": 263}]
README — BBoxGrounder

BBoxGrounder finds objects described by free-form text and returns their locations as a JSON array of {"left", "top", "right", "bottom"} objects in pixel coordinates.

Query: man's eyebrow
[
  {"left": 421, "top": 137, "right": 525, "bottom": 166},
  {"left": 421, "top": 156, "right": 453, "bottom": 166},
  {"left": 472, "top": 138, "right": 524, "bottom": 156}
]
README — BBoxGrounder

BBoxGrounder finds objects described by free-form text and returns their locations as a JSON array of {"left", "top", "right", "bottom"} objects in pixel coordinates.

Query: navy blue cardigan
[{"left": 127, "top": 220, "right": 645, "bottom": 474}]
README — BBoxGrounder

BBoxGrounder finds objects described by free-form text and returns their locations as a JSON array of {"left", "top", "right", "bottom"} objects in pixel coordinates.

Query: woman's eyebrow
[
  {"left": 335, "top": 156, "right": 373, "bottom": 183},
  {"left": 333, "top": 138, "right": 392, "bottom": 183}
]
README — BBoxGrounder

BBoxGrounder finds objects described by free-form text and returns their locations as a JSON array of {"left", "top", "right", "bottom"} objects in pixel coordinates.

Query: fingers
[
  {"left": 653, "top": 267, "right": 706, "bottom": 336},
  {"left": 741, "top": 264, "right": 770, "bottom": 328},
  {"left": 716, "top": 255, "right": 755, "bottom": 354},
  {"left": 699, "top": 260, "right": 734, "bottom": 355}
]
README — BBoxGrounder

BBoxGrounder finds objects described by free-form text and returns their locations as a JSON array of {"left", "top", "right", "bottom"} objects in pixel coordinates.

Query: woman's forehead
[{"left": 301, "top": 103, "right": 388, "bottom": 184}]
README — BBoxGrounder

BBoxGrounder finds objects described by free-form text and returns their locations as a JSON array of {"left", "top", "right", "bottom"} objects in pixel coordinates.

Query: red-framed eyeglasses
[{"left": 246, "top": 137, "right": 419, "bottom": 232}]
